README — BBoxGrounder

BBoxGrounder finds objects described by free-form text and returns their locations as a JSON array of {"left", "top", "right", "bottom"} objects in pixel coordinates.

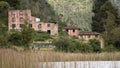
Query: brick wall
[{"left": 8, "top": 10, "right": 58, "bottom": 35}]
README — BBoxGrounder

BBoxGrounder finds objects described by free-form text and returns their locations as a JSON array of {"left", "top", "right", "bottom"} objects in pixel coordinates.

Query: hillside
[
  {"left": 0, "top": 0, "right": 120, "bottom": 31},
  {"left": 19, "top": 0, "right": 94, "bottom": 31},
  {"left": 47, "top": 0, "right": 94, "bottom": 31}
]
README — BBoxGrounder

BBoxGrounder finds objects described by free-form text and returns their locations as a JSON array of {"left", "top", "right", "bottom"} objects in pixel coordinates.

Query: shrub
[
  {"left": 89, "top": 39, "right": 101, "bottom": 53},
  {"left": 103, "top": 44, "right": 117, "bottom": 52},
  {"left": 8, "top": 31, "right": 23, "bottom": 46},
  {"left": 77, "top": 42, "right": 93, "bottom": 53},
  {"left": 34, "top": 31, "right": 52, "bottom": 41},
  {"left": 53, "top": 36, "right": 93, "bottom": 53}
]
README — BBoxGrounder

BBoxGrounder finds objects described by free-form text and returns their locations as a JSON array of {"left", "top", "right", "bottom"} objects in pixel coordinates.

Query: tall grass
[{"left": 0, "top": 49, "right": 120, "bottom": 68}]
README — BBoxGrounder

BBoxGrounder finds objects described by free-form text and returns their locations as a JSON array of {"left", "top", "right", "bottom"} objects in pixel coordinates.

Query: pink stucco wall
[{"left": 8, "top": 10, "right": 58, "bottom": 35}]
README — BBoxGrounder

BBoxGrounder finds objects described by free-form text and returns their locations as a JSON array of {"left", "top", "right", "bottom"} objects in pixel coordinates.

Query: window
[
  {"left": 12, "top": 18, "right": 15, "bottom": 22},
  {"left": 20, "top": 17, "right": 24, "bottom": 22},
  {"left": 47, "top": 24, "right": 50, "bottom": 27},
  {"left": 95, "top": 35, "right": 98, "bottom": 38},
  {"left": 11, "top": 12, "right": 15, "bottom": 17},
  {"left": 29, "top": 24, "right": 32, "bottom": 27},
  {"left": 12, "top": 24, "right": 16, "bottom": 29},
  {"left": 29, "top": 18, "right": 32, "bottom": 22},
  {"left": 20, "top": 24, "right": 24, "bottom": 28},
  {"left": 20, "top": 13, "right": 23, "bottom": 16},
  {"left": 19, "top": 10, "right": 23, "bottom": 16},
  {"left": 73, "top": 29, "right": 75, "bottom": 32},
  {"left": 47, "top": 30, "right": 51, "bottom": 34},
  {"left": 66, "top": 29, "right": 68, "bottom": 32},
  {"left": 38, "top": 24, "right": 41, "bottom": 29},
  {"left": 88, "top": 35, "right": 90, "bottom": 38}
]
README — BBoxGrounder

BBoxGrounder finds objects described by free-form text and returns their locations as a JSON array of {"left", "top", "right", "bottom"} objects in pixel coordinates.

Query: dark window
[
  {"left": 38, "top": 24, "right": 41, "bottom": 28},
  {"left": 12, "top": 18, "right": 15, "bottom": 22},
  {"left": 47, "top": 30, "right": 51, "bottom": 34},
  {"left": 66, "top": 29, "right": 68, "bottom": 32},
  {"left": 29, "top": 24, "right": 32, "bottom": 27},
  {"left": 20, "top": 24, "right": 24, "bottom": 28},
  {"left": 73, "top": 29, "right": 75, "bottom": 32},
  {"left": 20, "top": 17, "right": 24, "bottom": 22},
  {"left": 88, "top": 35, "right": 90, "bottom": 38},
  {"left": 95, "top": 35, "right": 98, "bottom": 38},
  {"left": 12, "top": 24, "right": 16, "bottom": 29},
  {"left": 47, "top": 24, "right": 50, "bottom": 27}
]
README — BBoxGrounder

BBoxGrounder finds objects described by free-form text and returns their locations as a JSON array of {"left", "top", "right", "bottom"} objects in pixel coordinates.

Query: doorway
[{"left": 47, "top": 30, "right": 51, "bottom": 34}]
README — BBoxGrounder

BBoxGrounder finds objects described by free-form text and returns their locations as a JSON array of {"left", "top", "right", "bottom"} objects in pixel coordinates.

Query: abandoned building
[
  {"left": 63, "top": 26, "right": 104, "bottom": 48},
  {"left": 8, "top": 10, "right": 58, "bottom": 35}
]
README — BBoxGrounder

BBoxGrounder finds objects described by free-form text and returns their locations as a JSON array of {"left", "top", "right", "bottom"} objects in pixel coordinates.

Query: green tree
[
  {"left": 9, "top": 21, "right": 35, "bottom": 48},
  {"left": 21, "top": 22, "right": 35, "bottom": 48},
  {"left": 0, "top": 1, "right": 9, "bottom": 13},
  {"left": 92, "top": 0, "right": 120, "bottom": 33},
  {"left": 0, "top": 24, "right": 8, "bottom": 48},
  {"left": 110, "top": 27, "right": 120, "bottom": 50},
  {"left": 1, "top": 0, "right": 20, "bottom": 9},
  {"left": 9, "top": 31, "right": 23, "bottom": 46}
]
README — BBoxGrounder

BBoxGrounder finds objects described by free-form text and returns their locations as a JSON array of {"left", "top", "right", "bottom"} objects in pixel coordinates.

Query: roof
[
  {"left": 9, "top": 9, "right": 31, "bottom": 11},
  {"left": 79, "top": 32, "right": 100, "bottom": 35},
  {"left": 63, "top": 26, "right": 80, "bottom": 30}
]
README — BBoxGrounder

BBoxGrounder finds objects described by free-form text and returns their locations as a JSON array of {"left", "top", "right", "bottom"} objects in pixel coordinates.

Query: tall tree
[
  {"left": 1, "top": 0, "right": 20, "bottom": 9},
  {"left": 0, "top": 1, "right": 9, "bottom": 13},
  {"left": 0, "top": 24, "right": 8, "bottom": 48},
  {"left": 92, "top": 0, "right": 120, "bottom": 33},
  {"left": 92, "top": 0, "right": 120, "bottom": 50}
]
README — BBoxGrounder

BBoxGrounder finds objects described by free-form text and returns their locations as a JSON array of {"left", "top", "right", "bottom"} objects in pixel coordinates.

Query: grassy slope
[{"left": 47, "top": 0, "right": 94, "bottom": 31}]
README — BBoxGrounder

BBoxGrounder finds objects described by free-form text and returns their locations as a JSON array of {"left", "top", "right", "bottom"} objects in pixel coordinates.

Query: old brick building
[
  {"left": 63, "top": 26, "right": 104, "bottom": 48},
  {"left": 8, "top": 10, "right": 58, "bottom": 35}
]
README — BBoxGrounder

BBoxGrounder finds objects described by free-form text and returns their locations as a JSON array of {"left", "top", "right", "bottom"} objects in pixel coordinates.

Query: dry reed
[{"left": 0, "top": 49, "right": 120, "bottom": 68}]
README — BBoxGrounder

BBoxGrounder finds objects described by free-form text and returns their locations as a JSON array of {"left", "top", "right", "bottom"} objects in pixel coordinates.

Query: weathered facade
[
  {"left": 63, "top": 26, "right": 104, "bottom": 48},
  {"left": 8, "top": 10, "right": 58, "bottom": 35}
]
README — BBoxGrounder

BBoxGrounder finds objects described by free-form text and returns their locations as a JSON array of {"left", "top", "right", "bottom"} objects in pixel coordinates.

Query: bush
[
  {"left": 103, "top": 44, "right": 117, "bottom": 52},
  {"left": 77, "top": 42, "right": 93, "bottom": 53},
  {"left": 89, "top": 39, "right": 101, "bottom": 53},
  {"left": 53, "top": 36, "right": 93, "bottom": 53},
  {"left": 9, "top": 31, "right": 22, "bottom": 46},
  {"left": 34, "top": 31, "right": 52, "bottom": 41}
]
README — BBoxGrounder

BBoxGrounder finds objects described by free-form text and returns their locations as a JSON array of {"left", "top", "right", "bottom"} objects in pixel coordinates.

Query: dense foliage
[
  {"left": 34, "top": 31, "right": 52, "bottom": 41},
  {"left": 92, "top": 0, "right": 120, "bottom": 50},
  {"left": 92, "top": 0, "right": 120, "bottom": 33},
  {"left": 52, "top": 35, "right": 101, "bottom": 53},
  {"left": 0, "top": 24, "right": 8, "bottom": 48}
]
